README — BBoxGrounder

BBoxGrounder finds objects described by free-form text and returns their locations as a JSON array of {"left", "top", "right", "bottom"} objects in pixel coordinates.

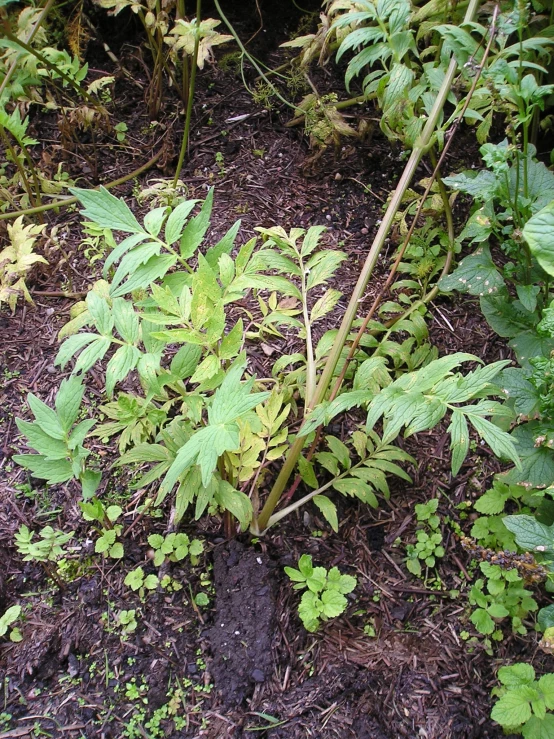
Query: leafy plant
[
  {"left": 124, "top": 567, "right": 159, "bottom": 597},
  {"left": 406, "top": 498, "right": 445, "bottom": 577},
  {"left": 0, "top": 216, "right": 46, "bottom": 311},
  {"left": 0, "top": 605, "right": 22, "bottom": 643},
  {"left": 285, "top": 554, "right": 356, "bottom": 632},
  {"left": 14, "top": 375, "right": 100, "bottom": 499},
  {"left": 491, "top": 663, "right": 554, "bottom": 738},
  {"left": 15, "top": 525, "right": 73, "bottom": 563},
  {"left": 147, "top": 532, "right": 203, "bottom": 567},
  {"left": 80, "top": 498, "right": 124, "bottom": 559}
]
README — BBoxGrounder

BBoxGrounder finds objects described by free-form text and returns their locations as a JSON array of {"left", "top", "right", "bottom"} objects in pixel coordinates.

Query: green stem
[
  {"left": 0, "top": 126, "right": 38, "bottom": 208},
  {"left": 173, "top": 0, "right": 201, "bottom": 188},
  {"left": 253, "top": 0, "right": 481, "bottom": 535},
  {"left": 299, "top": 253, "right": 316, "bottom": 410}
]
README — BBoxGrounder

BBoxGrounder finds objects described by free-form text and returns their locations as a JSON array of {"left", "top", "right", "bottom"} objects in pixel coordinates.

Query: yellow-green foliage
[{"left": 0, "top": 216, "right": 47, "bottom": 312}]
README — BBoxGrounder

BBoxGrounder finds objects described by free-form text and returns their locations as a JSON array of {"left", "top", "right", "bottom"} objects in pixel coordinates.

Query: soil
[{"left": 1, "top": 1, "right": 552, "bottom": 737}]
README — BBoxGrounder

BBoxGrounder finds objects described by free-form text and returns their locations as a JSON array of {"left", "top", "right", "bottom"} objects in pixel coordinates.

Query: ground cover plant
[{"left": 2, "top": 0, "right": 554, "bottom": 737}]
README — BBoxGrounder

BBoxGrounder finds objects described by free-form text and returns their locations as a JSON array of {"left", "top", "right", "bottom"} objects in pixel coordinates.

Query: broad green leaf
[
  {"left": 12, "top": 454, "right": 74, "bottom": 484},
  {"left": 301, "top": 226, "right": 326, "bottom": 256},
  {"left": 208, "top": 359, "right": 269, "bottom": 425},
  {"left": 55, "top": 333, "right": 98, "bottom": 370},
  {"left": 15, "top": 420, "right": 68, "bottom": 458},
  {"left": 539, "top": 675, "right": 554, "bottom": 710},
  {"left": 503, "top": 514, "right": 554, "bottom": 551},
  {"left": 170, "top": 344, "right": 202, "bottom": 379},
  {"left": 306, "top": 250, "right": 346, "bottom": 290},
  {"left": 327, "top": 568, "right": 356, "bottom": 594},
  {"left": 523, "top": 199, "right": 554, "bottom": 276},
  {"left": 80, "top": 469, "right": 101, "bottom": 500},
  {"left": 333, "top": 478, "right": 378, "bottom": 507},
  {"left": 112, "top": 299, "right": 139, "bottom": 344},
  {"left": 500, "top": 423, "right": 554, "bottom": 488},
  {"left": 190, "top": 355, "right": 220, "bottom": 385},
  {"left": 470, "top": 607, "right": 495, "bottom": 635},
  {"left": 439, "top": 246, "right": 504, "bottom": 297},
  {"left": 86, "top": 291, "right": 113, "bottom": 336},
  {"left": 143, "top": 206, "right": 168, "bottom": 237},
  {"left": 55, "top": 376, "right": 85, "bottom": 431},
  {"left": 517, "top": 285, "right": 541, "bottom": 313},
  {"left": 73, "top": 336, "right": 111, "bottom": 374},
  {"left": 467, "top": 414, "right": 520, "bottom": 468},
  {"left": 313, "top": 495, "right": 339, "bottom": 532},
  {"left": 498, "top": 663, "right": 536, "bottom": 687},
  {"left": 27, "top": 394, "right": 66, "bottom": 439},
  {"left": 103, "top": 232, "right": 148, "bottom": 276},
  {"left": 71, "top": 186, "right": 143, "bottom": 234},
  {"left": 111, "top": 241, "right": 160, "bottom": 289},
  {"left": 491, "top": 688, "right": 533, "bottom": 727},
  {"left": 180, "top": 189, "right": 213, "bottom": 258},
  {"left": 164, "top": 200, "right": 198, "bottom": 245},
  {"left": 110, "top": 254, "right": 177, "bottom": 298},
  {"left": 298, "top": 455, "right": 318, "bottom": 489},
  {"left": 538, "top": 606, "right": 554, "bottom": 631},
  {"left": 105, "top": 344, "right": 140, "bottom": 397},
  {"left": 474, "top": 483, "right": 511, "bottom": 515},
  {"left": 500, "top": 368, "right": 540, "bottom": 416},
  {"left": 160, "top": 422, "right": 240, "bottom": 492},
  {"left": 214, "top": 480, "right": 253, "bottom": 531},
  {"left": 522, "top": 714, "right": 554, "bottom": 739},
  {"left": 220, "top": 320, "right": 243, "bottom": 359},
  {"left": 320, "top": 589, "right": 348, "bottom": 619}
]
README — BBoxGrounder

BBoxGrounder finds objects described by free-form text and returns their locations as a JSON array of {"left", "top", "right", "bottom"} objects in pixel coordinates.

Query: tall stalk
[
  {"left": 253, "top": 0, "right": 482, "bottom": 534},
  {"left": 173, "top": 0, "right": 202, "bottom": 188}
]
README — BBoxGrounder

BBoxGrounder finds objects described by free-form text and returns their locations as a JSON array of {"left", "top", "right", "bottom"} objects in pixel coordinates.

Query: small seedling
[
  {"left": 81, "top": 498, "right": 124, "bottom": 559},
  {"left": 0, "top": 606, "right": 22, "bottom": 642},
  {"left": 124, "top": 567, "right": 159, "bottom": 598},
  {"left": 114, "top": 122, "right": 128, "bottom": 142},
  {"left": 147, "top": 533, "right": 203, "bottom": 567},
  {"left": 406, "top": 499, "right": 445, "bottom": 577},
  {"left": 285, "top": 554, "right": 356, "bottom": 632}
]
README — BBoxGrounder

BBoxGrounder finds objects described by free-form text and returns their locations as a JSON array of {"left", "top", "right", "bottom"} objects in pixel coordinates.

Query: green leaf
[
  {"left": 55, "top": 333, "right": 98, "bottom": 370},
  {"left": 110, "top": 254, "right": 177, "bottom": 298},
  {"left": 498, "top": 664, "right": 536, "bottom": 687},
  {"left": 27, "top": 393, "right": 66, "bottom": 440},
  {"left": 180, "top": 189, "right": 213, "bottom": 258},
  {"left": 71, "top": 186, "right": 143, "bottom": 234},
  {"left": 333, "top": 478, "right": 378, "bottom": 507},
  {"left": 143, "top": 206, "right": 169, "bottom": 237},
  {"left": 522, "top": 714, "right": 554, "bottom": 739},
  {"left": 320, "top": 589, "right": 348, "bottom": 618},
  {"left": 16, "top": 420, "right": 68, "bottom": 459},
  {"left": 539, "top": 675, "right": 554, "bottom": 710},
  {"left": 190, "top": 355, "right": 220, "bottom": 385},
  {"left": 81, "top": 469, "right": 101, "bottom": 500},
  {"left": 306, "top": 250, "right": 346, "bottom": 290},
  {"left": 325, "top": 435, "right": 351, "bottom": 470},
  {"left": 327, "top": 568, "right": 356, "bottom": 594},
  {"left": 12, "top": 454, "right": 74, "bottom": 484},
  {"left": 474, "top": 483, "right": 511, "bottom": 515},
  {"left": 87, "top": 291, "right": 113, "bottom": 336},
  {"left": 164, "top": 200, "right": 198, "bottom": 245},
  {"left": 517, "top": 285, "right": 541, "bottom": 313},
  {"left": 208, "top": 359, "right": 269, "bottom": 425},
  {"left": 538, "top": 606, "right": 554, "bottom": 631},
  {"left": 523, "top": 199, "right": 554, "bottom": 276},
  {"left": 170, "top": 344, "right": 202, "bottom": 379},
  {"left": 439, "top": 245, "right": 504, "bottom": 297},
  {"left": 448, "top": 410, "right": 469, "bottom": 476},
  {"left": 467, "top": 414, "right": 520, "bottom": 469},
  {"left": 105, "top": 344, "right": 140, "bottom": 397},
  {"left": 205, "top": 220, "right": 241, "bottom": 269},
  {"left": 491, "top": 688, "right": 533, "bottom": 727},
  {"left": 219, "top": 320, "right": 243, "bottom": 360},
  {"left": 298, "top": 591, "right": 322, "bottom": 632},
  {"left": 73, "top": 336, "right": 111, "bottom": 374},
  {"left": 471, "top": 607, "right": 495, "bottom": 634},
  {"left": 313, "top": 495, "right": 339, "bottom": 533},
  {"left": 112, "top": 299, "right": 139, "bottom": 344},
  {"left": 214, "top": 480, "right": 253, "bottom": 531},
  {"left": 503, "top": 515, "right": 554, "bottom": 552},
  {"left": 298, "top": 455, "right": 318, "bottom": 489},
  {"left": 55, "top": 376, "right": 85, "bottom": 431}
]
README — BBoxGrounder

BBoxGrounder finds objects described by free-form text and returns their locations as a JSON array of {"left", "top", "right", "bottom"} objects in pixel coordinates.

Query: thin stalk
[
  {"left": 253, "top": 0, "right": 483, "bottom": 534},
  {"left": 300, "top": 254, "right": 316, "bottom": 410},
  {"left": 0, "top": 148, "right": 163, "bottom": 221},
  {"left": 0, "top": 126, "right": 39, "bottom": 208},
  {"left": 173, "top": 0, "right": 201, "bottom": 188}
]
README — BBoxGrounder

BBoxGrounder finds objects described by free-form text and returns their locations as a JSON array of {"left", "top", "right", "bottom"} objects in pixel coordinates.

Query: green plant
[
  {"left": 406, "top": 499, "right": 445, "bottom": 577},
  {"left": 15, "top": 524, "right": 73, "bottom": 563},
  {"left": 285, "top": 554, "right": 356, "bottom": 632},
  {"left": 14, "top": 375, "right": 100, "bottom": 499},
  {"left": 124, "top": 567, "right": 159, "bottom": 598},
  {"left": 114, "top": 122, "right": 128, "bottom": 143},
  {"left": 80, "top": 498, "right": 124, "bottom": 559},
  {"left": 491, "top": 663, "right": 554, "bottom": 737},
  {"left": 0, "top": 605, "right": 22, "bottom": 643},
  {"left": 147, "top": 532, "right": 203, "bottom": 566},
  {"left": 0, "top": 216, "right": 46, "bottom": 311}
]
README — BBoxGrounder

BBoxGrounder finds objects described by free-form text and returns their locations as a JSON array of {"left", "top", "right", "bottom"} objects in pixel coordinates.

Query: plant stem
[
  {"left": 0, "top": 149, "right": 163, "bottom": 221},
  {"left": 253, "top": 0, "right": 482, "bottom": 534},
  {"left": 173, "top": 0, "right": 202, "bottom": 188}
]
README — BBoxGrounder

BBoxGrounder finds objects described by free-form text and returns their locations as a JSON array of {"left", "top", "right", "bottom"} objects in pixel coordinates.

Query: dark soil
[
  {"left": 207, "top": 540, "right": 277, "bottom": 708},
  {"left": 1, "top": 1, "right": 552, "bottom": 738}
]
